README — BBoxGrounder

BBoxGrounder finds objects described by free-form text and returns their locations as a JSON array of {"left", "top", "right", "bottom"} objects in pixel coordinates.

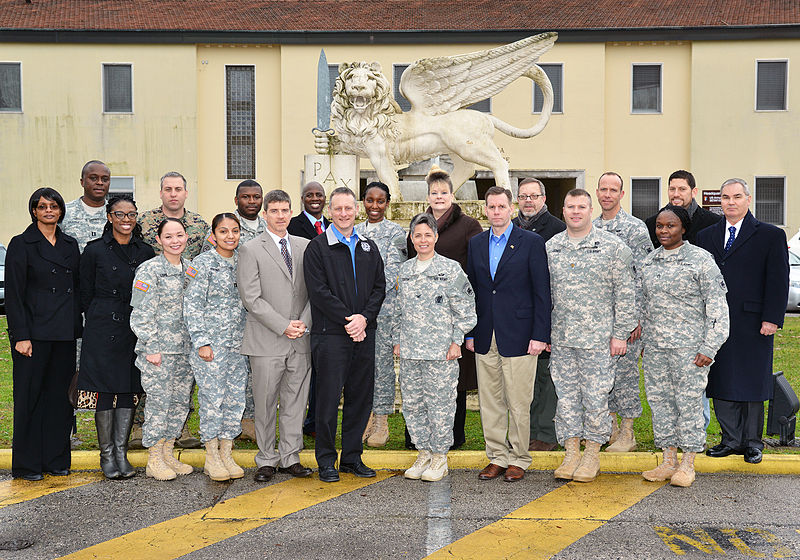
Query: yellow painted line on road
[
  {"left": 426, "top": 474, "right": 666, "bottom": 560},
  {"left": 0, "top": 472, "right": 103, "bottom": 509},
  {"left": 58, "top": 471, "right": 395, "bottom": 560}
]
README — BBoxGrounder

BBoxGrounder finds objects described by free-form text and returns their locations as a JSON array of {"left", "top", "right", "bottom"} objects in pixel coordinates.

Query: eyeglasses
[
  {"left": 110, "top": 211, "right": 138, "bottom": 220},
  {"left": 36, "top": 203, "right": 60, "bottom": 211},
  {"left": 518, "top": 194, "right": 543, "bottom": 201}
]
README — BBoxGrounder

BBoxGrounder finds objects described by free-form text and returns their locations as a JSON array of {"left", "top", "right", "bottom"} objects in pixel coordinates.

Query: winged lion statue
[{"left": 314, "top": 32, "right": 557, "bottom": 200}]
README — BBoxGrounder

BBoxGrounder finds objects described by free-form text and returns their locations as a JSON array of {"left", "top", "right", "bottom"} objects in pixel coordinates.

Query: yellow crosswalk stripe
[
  {"left": 425, "top": 474, "right": 666, "bottom": 560},
  {"left": 0, "top": 473, "right": 103, "bottom": 509},
  {"left": 58, "top": 471, "right": 395, "bottom": 560}
]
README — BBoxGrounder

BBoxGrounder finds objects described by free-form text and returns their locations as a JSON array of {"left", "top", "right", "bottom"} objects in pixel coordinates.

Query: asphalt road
[{"left": 1, "top": 468, "right": 798, "bottom": 559}]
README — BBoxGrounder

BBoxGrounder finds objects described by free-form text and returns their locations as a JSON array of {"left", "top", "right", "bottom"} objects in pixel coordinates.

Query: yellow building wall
[
  {"left": 0, "top": 43, "right": 197, "bottom": 245},
  {"left": 691, "top": 39, "right": 800, "bottom": 234},
  {"left": 604, "top": 42, "right": 692, "bottom": 211}
]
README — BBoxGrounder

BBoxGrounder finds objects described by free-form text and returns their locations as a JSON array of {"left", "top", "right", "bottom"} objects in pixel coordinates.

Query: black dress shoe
[
  {"left": 318, "top": 466, "right": 339, "bottom": 483},
  {"left": 45, "top": 469, "right": 70, "bottom": 476},
  {"left": 15, "top": 473, "right": 43, "bottom": 481},
  {"left": 744, "top": 447, "right": 763, "bottom": 464},
  {"left": 339, "top": 461, "right": 376, "bottom": 478},
  {"left": 278, "top": 463, "right": 312, "bottom": 478},
  {"left": 706, "top": 444, "right": 743, "bottom": 458},
  {"left": 253, "top": 465, "right": 276, "bottom": 482}
]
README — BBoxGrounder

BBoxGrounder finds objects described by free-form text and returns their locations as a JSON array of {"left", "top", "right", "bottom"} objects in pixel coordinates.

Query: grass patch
[{"left": 1, "top": 315, "right": 799, "bottom": 453}]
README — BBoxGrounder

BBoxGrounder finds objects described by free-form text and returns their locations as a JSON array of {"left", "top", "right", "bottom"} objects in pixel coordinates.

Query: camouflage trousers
[
  {"left": 550, "top": 346, "right": 613, "bottom": 445},
  {"left": 137, "top": 353, "right": 194, "bottom": 448},
  {"left": 242, "top": 368, "right": 255, "bottom": 420},
  {"left": 190, "top": 346, "right": 248, "bottom": 442},
  {"left": 372, "top": 317, "right": 397, "bottom": 415},
  {"left": 399, "top": 358, "right": 458, "bottom": 454},
  {"left": 608, "top": 337, "right": 643, "bottom": 418},
  {"left": 643, "top": 347, "right": 708, "bottom": 453}
]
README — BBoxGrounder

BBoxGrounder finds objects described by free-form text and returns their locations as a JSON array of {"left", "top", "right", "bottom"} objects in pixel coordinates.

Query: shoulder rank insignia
[
  {"left": 134, "top": 280, "right": 150, "bottom": 292},
  {"left": 186, "top": 266, "right": 198, "bottom": 278}
]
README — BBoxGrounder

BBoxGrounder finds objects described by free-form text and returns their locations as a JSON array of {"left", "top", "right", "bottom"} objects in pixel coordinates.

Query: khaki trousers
[{"left": 475, "top": 334, "right": 537, "bottom": 469}]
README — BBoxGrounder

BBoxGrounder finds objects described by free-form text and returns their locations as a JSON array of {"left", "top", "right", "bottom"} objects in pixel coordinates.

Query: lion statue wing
[{"left": 399, "top": 32, "right": 557, "bottom": 116}]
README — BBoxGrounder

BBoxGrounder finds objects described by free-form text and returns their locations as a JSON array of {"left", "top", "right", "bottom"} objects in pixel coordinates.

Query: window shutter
[{"left": 756, "top": 61, "right": 787, "bottom": 111}]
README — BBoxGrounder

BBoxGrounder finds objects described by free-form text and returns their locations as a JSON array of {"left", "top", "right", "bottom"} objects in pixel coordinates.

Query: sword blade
[{"left": 316, "top": 49, "right": 332, "bottom": 131}]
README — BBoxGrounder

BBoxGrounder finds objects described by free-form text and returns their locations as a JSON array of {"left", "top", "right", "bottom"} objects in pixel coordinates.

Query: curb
[{"left": 2, "top": 449, "right": 799, "bottom": 475}]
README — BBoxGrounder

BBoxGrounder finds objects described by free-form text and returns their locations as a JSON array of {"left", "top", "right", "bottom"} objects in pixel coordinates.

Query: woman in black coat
[
  {"left": 77, "top": 194, "right": 155, "bottom": 479},
  {"left": 6, "top": 187, "right": 82, "bottom": 481}
]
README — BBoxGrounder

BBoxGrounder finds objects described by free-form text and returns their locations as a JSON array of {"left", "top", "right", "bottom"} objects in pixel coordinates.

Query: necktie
[
  {"left": 280, "top": 238, "right": 293, "bottom": 276},
  {"left": 315, "top": 220, "right": 324, "bottom": 235},
  {"left": 724, "top": 226, "right": 736, "bottom": 253}
]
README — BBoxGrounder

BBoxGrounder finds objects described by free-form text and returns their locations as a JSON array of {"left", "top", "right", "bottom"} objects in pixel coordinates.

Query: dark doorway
[{"left": 541, "top": 177, "right": 577, "bottom": 223}]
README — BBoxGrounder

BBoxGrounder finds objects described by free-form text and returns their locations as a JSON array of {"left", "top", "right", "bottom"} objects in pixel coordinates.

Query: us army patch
[
  {"left": 134, "top": 280, "right": 150, "bottom": 292},
  {"left": 186, "top": 266, "right": 198, "bottom": 278}
]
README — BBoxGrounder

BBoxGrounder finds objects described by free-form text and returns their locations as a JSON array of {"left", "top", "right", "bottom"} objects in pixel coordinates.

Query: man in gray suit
[{"left": 237, "top": 189, "right": 313, "bottom": 482}]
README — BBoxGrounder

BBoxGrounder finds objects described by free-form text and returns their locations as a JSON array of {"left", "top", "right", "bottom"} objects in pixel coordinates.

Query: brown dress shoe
[
  {"left": 503, "top": 465, "right": 525, "bottom": 482},
  {"left": 529, "top": 439, "right": 558, "bottom": 452},
  {"left": 253, "top": 465, "right": 276, "bottom": 482},
  {"left": 278, "top": 463, "right": 313, "bottom": 478},
  {"left": 478, "top": 463, "right": 507, "bottom": 480}
]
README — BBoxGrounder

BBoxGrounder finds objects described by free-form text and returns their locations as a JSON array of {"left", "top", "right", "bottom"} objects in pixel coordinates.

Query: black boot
[
  {"left": 95, "top": 410, "right": 122, "bottom": 480},
  {"left": 113, "top": 407, "right": 136, "bottom": 478}
]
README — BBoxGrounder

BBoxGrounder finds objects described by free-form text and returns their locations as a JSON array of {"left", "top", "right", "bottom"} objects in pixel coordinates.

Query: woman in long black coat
[
  {"left": 6, "top": 187, "right": 82, "bottom": 481},
  {"left": 77, "top": 194, "right": 155, "bottom": 479}
]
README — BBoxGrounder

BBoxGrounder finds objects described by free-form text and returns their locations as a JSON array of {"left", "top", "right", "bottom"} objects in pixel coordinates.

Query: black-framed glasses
[
  {"left": 110, "top": 211, "right": 138, "bottom": 220},
  {"left": 518, "top": 194, "right": 543, "bottom": 201}
]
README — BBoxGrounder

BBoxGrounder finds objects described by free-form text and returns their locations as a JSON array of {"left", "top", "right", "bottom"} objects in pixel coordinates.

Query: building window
[
  {"left": 632, "top": 64, "right": 662, "bottom": 113},
  {"left": 109, "top": 176, "right": 135, "bottom": 197},
  {"left": 756, "top": 60, "right": 788, "bottom": 111},
  {"left": 630, "top": 178, "right": 661, "bottom": 220},
  {"left": 102, "top": 64, "right": 132, "bottom": 113},
  {"left": 754, "top": 176, "right": 785, "bottom": 225},
  {"left": 0, "top": 62, "right": 22, "bottom": 112},
  {"left": 533, "top": 63, "right": 563, "bottom": 113},
  {"left": 328, "top": 64, "right": 340, "bottom": 99},
  {"left": 226, "top": 65, "right": 255, "bottom": 180},
  {"left": 394, "top": 64, "right": 491, "bottom": 113}
]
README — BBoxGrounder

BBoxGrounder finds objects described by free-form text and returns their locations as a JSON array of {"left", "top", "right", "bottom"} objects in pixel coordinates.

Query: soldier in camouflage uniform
[
  {"left": 130, "top": 218, "right": 195, "bottom": 480},
  {"left": 546, "top": 189, "right": 637, "bottom": 483},
  {"left": 593, "top": 172, "right": 654, "bottom": 452},
  {"left": 136, "top": 172, "right": 208, "bottom": 448},
  {"left": 199, "top": 180, "right": 266, "bottom": 441},
  {"left": 392, "top": 213, "right": 476, "bottom": 482},
  {"left": 640, "top": 205, "right": 729, "bottom": 487},
  {"left": 355, "top": 182, "right": 408, "bottom": 448},
  {"left": 185, "top": 213, "right": 249, "bottom": 482}
]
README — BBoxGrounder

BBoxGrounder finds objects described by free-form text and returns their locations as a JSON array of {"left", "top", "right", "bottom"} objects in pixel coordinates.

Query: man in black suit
[
  {"left": 645, "top": 170, "right": 722, "bottom": 246},
  {"left": 287, "top": 180, "right": 329, "bottom": 438},
  {"left": 304, "top": 187, "right": 385, "bottom": 482},
  {"left": 511, "top": 177, "right": 565, "bottom": 452},
  {"left": 696, "top": 178, "right": 789, "bottom": 464}
]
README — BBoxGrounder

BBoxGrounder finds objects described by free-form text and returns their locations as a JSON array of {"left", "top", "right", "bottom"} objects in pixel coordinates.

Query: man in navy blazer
[
  {"left": 466, "top": 186, "right": 551, "bottom": 482},
  {"left": 696, "top": 178, "right": 788, "bottom": 464}
]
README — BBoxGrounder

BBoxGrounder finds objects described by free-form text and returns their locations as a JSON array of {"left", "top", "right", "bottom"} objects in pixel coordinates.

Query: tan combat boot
[
  {"left": 607, "top": 413, "right": 620, "bottom": 445},
  {"left": 554, "top": 437, "right": 582, "bottom": 480},
  {"left": 203, "top": 438, "right": 230, "bottom": 482},
  {"left": 162, "top": 438, "right": 194, "bottom": 475},
  {"left": 642, "top": 447, "right": 678, "bottom": 481},
  {"left": 362, "top": 411, "right": 375, "bottom": 443},
  {"left": 404, "top": 450, "right": 432, "bottom": 480},
  {"left": 219, "top": 439, "right": 245, "bottom": 479},
  {"left": 239, "top": 418, "right": 257, "bottom": 442},
  {"left": 572, "top": 441, "right": 601, "bottom": 482},
  {"left": 670, "top": 452, "right": 696, "bottom": 487},
  {"left": 146, "top": 439, "right": 176, "bottom": 481},
  {"left": 420, "top": 453, "right": 448, "bottom": 482},
  {"left": 606, "top": 418, "right": 637, "bottom": 452},
  {"left": 366, "top": 414, "right": 390, "bottom": 448}
]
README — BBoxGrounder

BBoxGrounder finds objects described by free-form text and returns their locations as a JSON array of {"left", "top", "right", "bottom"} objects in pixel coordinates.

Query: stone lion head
[{"left": 331, "top": 61, "right": 400, "bottom": 140}]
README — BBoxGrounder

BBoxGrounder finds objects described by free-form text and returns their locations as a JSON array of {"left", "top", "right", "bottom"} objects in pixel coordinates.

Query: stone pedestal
[{"left": 304, "top": 154, "right": 360, "bottom": 197}]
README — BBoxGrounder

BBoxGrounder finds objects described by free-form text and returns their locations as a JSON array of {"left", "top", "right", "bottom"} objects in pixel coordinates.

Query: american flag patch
[
  {"left": 186, "top": 266, "right": 198, "bottom": 278},
  {"left": 134, "top": 280, "right": 150, "bottom": 292}
]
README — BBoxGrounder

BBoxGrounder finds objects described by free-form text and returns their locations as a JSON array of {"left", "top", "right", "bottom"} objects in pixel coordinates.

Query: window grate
[
  {"left": 0, "top": 62, "right": 21, "bottom": 111},
  {"left": 632, "top": 64, "right": 661, "bottom": 113},
  {"left": 103, "top": 64, "right": 132, "bottom": 113},
  {"left": 631, "top": 178, "right": 660, "bottom": 220},
  {"left": 226, "top": 66, "right": 255, "bottom": 180},
  {"left": 756, "top": 61, "right": 787, "bottom": 111},
  {"left": 755, "top": 177, "right": 785, "bottom": 225},
  {"left": 534, "top": 63, "right": 563, "bottom": 113}
]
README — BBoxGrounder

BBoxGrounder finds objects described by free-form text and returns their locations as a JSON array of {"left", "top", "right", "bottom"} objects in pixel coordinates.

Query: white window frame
[
  {"left": 754, "top": 175, "right": 786, "bottom": 226},
  {"left": 629, "top": 176, "right": 662, "bottom": 218},
  {"left": 631, "top": 63, "right": 663, "bottom": 114},
  {"left": 0, "top": 61, "right": 23, "bottom": 113},
  {"left": 532, "top": 62, "right": 564, "bottom": 114},
  {"left": 101, "top": 62, "right": 134, "bottom": 114},
  {"left": 224, "top": 64, "right": 257, "bottom": 181},
  {"left": 755, "top": 59, "right": 789, "bottom": 112},
  {"left": 109, "top": 176, "right": 135, "bottom": 197}
]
